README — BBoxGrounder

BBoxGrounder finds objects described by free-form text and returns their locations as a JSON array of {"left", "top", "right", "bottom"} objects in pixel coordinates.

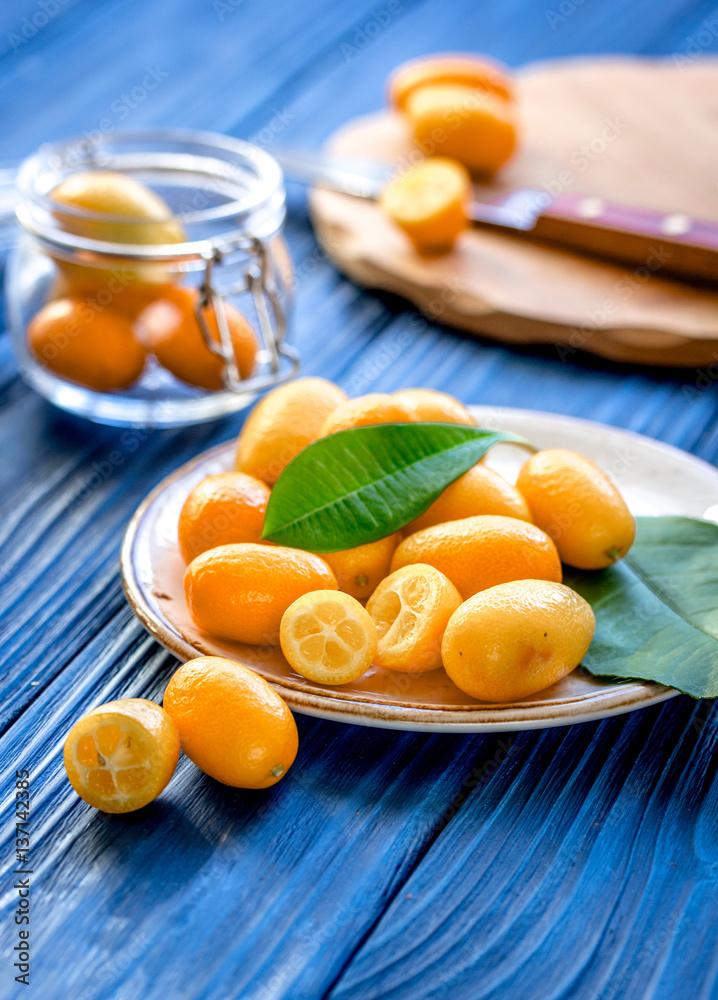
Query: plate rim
[{"left": 118, "top": 405, "right": 709, "bottom": 732}]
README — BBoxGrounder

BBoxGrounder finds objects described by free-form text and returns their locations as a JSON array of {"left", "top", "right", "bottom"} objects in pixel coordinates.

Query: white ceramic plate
[{"left": 120, "top": 407, "right": 718, "bottom": 732}]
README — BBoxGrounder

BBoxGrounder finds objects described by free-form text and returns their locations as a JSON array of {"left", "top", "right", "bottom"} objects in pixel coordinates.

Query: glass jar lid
[{"left": 15, "top": 127, "right": 287, "bottom": 263}]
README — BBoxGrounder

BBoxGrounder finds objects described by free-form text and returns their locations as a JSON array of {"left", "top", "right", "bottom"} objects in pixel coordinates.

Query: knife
[{"left": 274, "top": 149, "right": 718, "bottom": 285}]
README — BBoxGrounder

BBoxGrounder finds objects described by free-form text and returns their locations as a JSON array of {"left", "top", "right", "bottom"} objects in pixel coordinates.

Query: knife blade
[{"left": 274, "top": 149, "right": 718, "bottom": 284}]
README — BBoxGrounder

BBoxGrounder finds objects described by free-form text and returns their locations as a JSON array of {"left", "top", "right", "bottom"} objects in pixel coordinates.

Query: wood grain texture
[
  {"left": 329, "top": 696, "right": 718, "bottom": 1000},
  {"left": 0, "top": 0, "right": 717, "bottom": 998},
  {"left": 0, "top": 602, "right": 515, "bottom": 1000},
  {"left": 311, "top": 60, "right": 718, "bottom": 367}
]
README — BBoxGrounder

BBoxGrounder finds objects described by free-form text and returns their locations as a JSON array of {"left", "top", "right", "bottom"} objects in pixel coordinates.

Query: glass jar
[{"left": 6, "top": 128, "right": 299, "bottom": 427}]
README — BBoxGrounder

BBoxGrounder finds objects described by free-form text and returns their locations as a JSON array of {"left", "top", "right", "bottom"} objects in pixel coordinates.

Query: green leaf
[
  {"left": 565, "top": 516, "right": 718, "bottom": 698},
  {"left": 261, "top": 422, "right": 531, "bottom": 552}
]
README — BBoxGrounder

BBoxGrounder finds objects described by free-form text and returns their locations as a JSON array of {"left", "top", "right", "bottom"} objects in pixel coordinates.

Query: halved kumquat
[
  {"left": 280, "top": 591, "right": 378, "bottom": 685},
  {"left": 366, "top": 563, "right": 462, "bottom": 672},
  {"left": 63, "top": 699, "right": 180, "bottom": 813},
  {"left": 380, "top": 158, "right": 471, "bottom": 254}
]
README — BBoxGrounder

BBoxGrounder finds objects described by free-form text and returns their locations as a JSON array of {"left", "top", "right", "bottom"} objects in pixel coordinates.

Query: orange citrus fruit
[
  {"left": 405, "top": 463, "right": 531, "bottom": 534},
  {"left": 366, "top": 563, "right": 462, "bottom": 672},
  {"left": 407, "top": 84, "right": 516, "bottom": 177},
  {"left": 319, "top": 392, "right": 416, "bottom": 437},
  {"left": 280, "top": 590, "right": 378, "bottom": 685},
  {"left": 393, "top": 387, "right": 475, "bottom": 425},
  {"left": 516, "top": 449, "right": 636, "bottom": 570},
  {"left": 177, "top": 471, "right": 270, "bottom": 563},
  {"left": 63, "top": 698, "right": 180, "bottom": 813},
  {"left": 28, "top": 297, "right": 146, "bottom": 391},
  {"left": 380, "top": 158, "right": 471, "bottom": 254},
  {"left": 236, "top": 377, "right": 348, "bottom": 485},
  {"left": 391, "top": 515, "right": 562, "bottom": 600},
  {"left": 389, "top": 53, "right": 514, "bottom": 111},
  {"left": 164, "top": 656, "right": 298, "bottom": 788},
  {"left": 441, "top": 580, "right": 595, "bottom": 702},
  {"left": 49, "top": 272, "right": 175, "bottom": 319},
  {"left": 51, "top": 170, "right": 186, "bottom": 246},
  {"left": 184, "top": 542, "right": 338, "bottom": 645},
  {"left": 50, "top": 171, "right": 186, "bottom": 303},
  {"left": 136, "top": 286, "right": 257, "bottom": 390},
  {"left": 320, "top": 532, "right": 401, "bottom": 601}
]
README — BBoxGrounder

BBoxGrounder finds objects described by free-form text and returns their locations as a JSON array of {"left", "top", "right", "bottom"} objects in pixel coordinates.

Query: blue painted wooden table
[{"left": 1, "top": 1, "right": 717, "bottom": 998}]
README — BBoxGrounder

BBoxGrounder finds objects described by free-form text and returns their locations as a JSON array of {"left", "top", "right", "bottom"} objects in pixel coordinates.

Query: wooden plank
[
  {"left": 0, "top": 602, "right": 516, "bottom": 1000},
  {"left": 328, "top": 696, "right": 718, "bottom": 1000},
  {"left": 0, "top": 1, "right": 716, "bottom": 998},
  {"left": 0, "top": 0, "right": 420, "bottom": 159}
]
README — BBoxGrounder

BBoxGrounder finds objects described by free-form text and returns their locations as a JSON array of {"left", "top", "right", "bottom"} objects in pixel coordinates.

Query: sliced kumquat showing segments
[
  {"left": 63, "top": 699, "right": 180, "bottom": 814},
  {"left": 280, "top": 590, "right": 378, "bottom": 685},
  {"left": 366, "top": 564, "right": 462, "bottom": 673},
  {"left": 380, "top": 158, "right": 471, "bottom": 254}
]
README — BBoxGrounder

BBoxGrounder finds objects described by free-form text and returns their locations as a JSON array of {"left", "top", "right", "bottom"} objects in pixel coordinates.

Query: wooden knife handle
[{"left": 532, "top": 193, "right": 718, "bottom": 284}]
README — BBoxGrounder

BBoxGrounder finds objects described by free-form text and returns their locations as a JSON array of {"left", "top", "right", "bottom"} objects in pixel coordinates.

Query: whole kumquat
[
  {"left": 177, "top": 471, "right": 270, "bottom": 563},
  {"left": 516, "top": 448, "right": 635, "bottom": 570},
  {"left": 236, "top": 377, "right": 348, "bottom": 485},
  {"left": 164, "top": 656, "right": 298, "bottom": 789},
  {"left": 136, "top": 286, "right": 257, "bottom": 391},
  {"left": 184, "top": 542, "right": 338, "bottom": 645},
  {"left": 405, "top": 463, "right": 531, "bottom": 534},
  {"left": 391, "top": 514, "right": 562, "bottom": 600},
  {"left": 28, "top": 297, "right": 146, "bottom": 391},
  {"left": 320, "top": 532, "right": 401, "bottom": 601},
  {"left": 441, "top": 579, "right": 595, "bottom": 702}
]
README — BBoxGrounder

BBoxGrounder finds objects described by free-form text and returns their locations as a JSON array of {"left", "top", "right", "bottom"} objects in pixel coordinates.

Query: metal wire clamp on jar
[{"left": 6, "top": 128, "right": 300, "bottom": 427}]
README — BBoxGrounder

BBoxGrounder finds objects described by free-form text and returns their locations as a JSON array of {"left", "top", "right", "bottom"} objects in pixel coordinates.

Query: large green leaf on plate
[
  {"left": 565, "top": 516, "right": 718, "bottom": 698},
  {"left": 262, "top": 422, "right": 531, "bottom": 552}
]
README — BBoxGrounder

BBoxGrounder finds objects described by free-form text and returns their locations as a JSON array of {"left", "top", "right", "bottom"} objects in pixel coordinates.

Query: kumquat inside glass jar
[{"left": 6, "top": 128, "right": 298, "bottom": 427}]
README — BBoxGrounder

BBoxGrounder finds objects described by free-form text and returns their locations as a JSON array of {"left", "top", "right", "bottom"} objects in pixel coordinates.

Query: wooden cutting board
[{"left": 310, "top": 58, "right": 718, "bottom": 367}]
